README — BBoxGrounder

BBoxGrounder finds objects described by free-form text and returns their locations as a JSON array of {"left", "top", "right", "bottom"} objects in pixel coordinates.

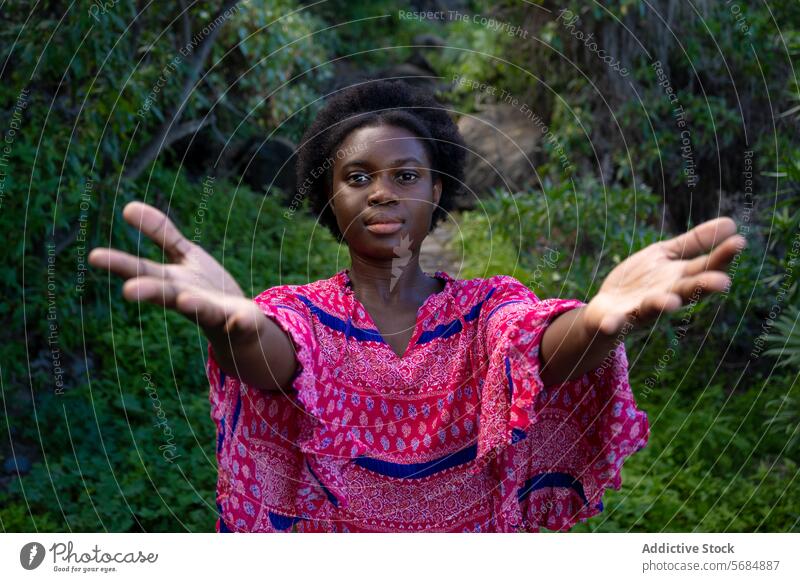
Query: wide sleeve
[
  {"left": 471, "top": 275, "right": 649, "bottom": 532},
  {"left": 204, "top": 286, "right": 347, "bottom": 532},
  {"left": 206, "top": 285, "right": 320, "bottom": 429},
  {"left": 251, "top": 286, "right": 324, "bottom": 409}
]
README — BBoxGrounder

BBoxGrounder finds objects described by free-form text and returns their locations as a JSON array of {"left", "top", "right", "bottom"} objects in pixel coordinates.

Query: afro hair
[{"left": 294, "top": 79, "right": 467, "bottom": 242}]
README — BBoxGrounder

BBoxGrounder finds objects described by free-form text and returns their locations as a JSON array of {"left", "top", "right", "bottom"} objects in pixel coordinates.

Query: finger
[
  {"left": 672, "top": 271, "right": 731, "bottom": 302},
  {"left": 88, "top": 247, "right": 169, "bottom": 280},
  {"left": 122, "top": 276, "right": 183, "bottom": 308},
  {"left": 123, "top": 201, "right": 193, "bottom": 261},
  {"left": 222, "top": 305, "right": 266, "bottom": 337},
  {"left": 597, "top": 293, "right": 682, "bottom": 335},
  {"left": 663, "top": 217, "right": 738, "bottom": 259},
  {"left": 174, "top": 288, "right": 229, "bottom": 330},
  {"left": 598, "top": 313, "right": 627, "bottom": 336},
  {"left": 175, "top": 289, "right": 263, "bottom": 336},
  {"left": 637, "top": 292, "right": 683, "bottom": 322},
  {"left": 120, "top": 276, "right": 240, "bottom": 332},
  {"left": 683, "top": 234, "right": 747, "bottom": 276}
]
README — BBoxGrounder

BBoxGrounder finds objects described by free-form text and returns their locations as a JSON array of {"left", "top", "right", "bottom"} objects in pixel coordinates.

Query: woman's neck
[{"left": 346, "top": 252, "right": 442, "bottom": 307}]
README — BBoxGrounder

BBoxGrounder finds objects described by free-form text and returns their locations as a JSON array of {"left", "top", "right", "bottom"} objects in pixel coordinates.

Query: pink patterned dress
[{"left": 205, "top": 268, "right": 649, "bottom": 532}]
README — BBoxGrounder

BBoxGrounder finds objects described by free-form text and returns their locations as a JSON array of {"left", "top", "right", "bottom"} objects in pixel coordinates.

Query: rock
[{"left": 456, "top": 103, "right": 544, "bottom": 207}]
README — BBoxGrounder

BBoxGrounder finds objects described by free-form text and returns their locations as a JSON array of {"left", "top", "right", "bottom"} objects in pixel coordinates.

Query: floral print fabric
[{"left": 205, "top": 269, "right": 649, "bottom": 532}]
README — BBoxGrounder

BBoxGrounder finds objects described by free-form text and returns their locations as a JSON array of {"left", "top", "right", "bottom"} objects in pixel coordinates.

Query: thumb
[
  {"left": 176, "top": 290, "right": 267, "bottom": 341},
  {"left": 598, "top": 313, "right": 626, "bottom": 336}
]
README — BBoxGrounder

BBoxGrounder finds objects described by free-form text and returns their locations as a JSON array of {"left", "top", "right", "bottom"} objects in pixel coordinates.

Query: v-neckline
[{"left": 338, "top": 268, "right": 454, "bottom": 361}]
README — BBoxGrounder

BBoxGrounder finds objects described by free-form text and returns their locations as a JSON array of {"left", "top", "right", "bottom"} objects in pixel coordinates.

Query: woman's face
[{"left": 329, "top": 124, "right": 442, "bottom": 260}]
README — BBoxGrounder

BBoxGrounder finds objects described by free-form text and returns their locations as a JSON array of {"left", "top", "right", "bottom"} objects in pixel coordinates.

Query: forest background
[{"left": 1, "top": 0, "right": 798, "bottom": 532}]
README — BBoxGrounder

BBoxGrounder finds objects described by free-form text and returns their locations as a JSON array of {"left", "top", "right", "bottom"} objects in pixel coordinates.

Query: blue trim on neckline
[
  {"left": 296, "top": 283, "right": 500, "bottom": 349},
  {"left": 464, "top": 287, "right": 496, "bottom": 322},
  {"left": 416, "top": 319, "right": 463, "bottom": 344},
  {"left": 295, "top": 294, "right": 385, "bottom": 343},
  {"left": 416, "top": 287, "right": 495, "bottom": 344}
]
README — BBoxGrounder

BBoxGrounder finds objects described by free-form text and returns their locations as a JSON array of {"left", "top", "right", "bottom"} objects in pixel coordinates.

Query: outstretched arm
[
  {"left": 89, "top": 201, "right": 297, "bottom": 391},
  {"left": 538, "top": 217, "right": 747, "bottom": 387}
]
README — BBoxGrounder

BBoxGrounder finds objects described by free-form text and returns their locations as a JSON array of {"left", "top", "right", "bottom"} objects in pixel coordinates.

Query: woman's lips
[{"left": 365, "top": 221, "right": 404, "bottom": 234}]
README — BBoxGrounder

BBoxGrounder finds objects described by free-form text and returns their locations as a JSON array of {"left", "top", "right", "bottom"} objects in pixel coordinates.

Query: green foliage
[
  {"left": 229, "top": 1, "right": 333, "bottom": 140},
  {"left": 457, "top": 176, "right": 664, "bottom": 300},
  {"left": 453, "top": 171, "right": 799, "bottom": 531},
  {"left": 0, "top": 0, "right": 341, "bottom": 531},
  {"left": 763, "top": 376, "right": 800, "bottom": 456},
  {"left": 572, "top": 372, "right": 800, "bottom": 532},
  {"left": 441, "top": 0, "right": 800, "bottom": 229},
  {"left": 2, "top": 0, "right": 798, "bottom": 534},
  {"left": 764, "top": 306, "right": 800, "bottom": 369},
  {"left": 306, "top": 0, "right": 447, "bottom": 69},
  {"left": 0, "top": 170, "right": 341, "bottom": 532}
]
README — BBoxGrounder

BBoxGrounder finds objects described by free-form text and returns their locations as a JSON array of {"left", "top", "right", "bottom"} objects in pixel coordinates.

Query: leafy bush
[
  {"left": 452, "top": 173, "right": 799, "bottom": 531},
  {"left": 0, "top": 169, "right": 341, "bottom": 531},
  {"left": 456, "top": 176, "right": 664, "bottom": 298},
  {"left": 2, "top": 0, "right": 797, "bottom": 533}
]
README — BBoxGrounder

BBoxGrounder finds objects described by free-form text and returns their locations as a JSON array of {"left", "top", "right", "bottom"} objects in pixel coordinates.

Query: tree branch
[
  {"left": 123, "top": 0, "right": 241, "bottom": 181},
  {"left": 178, "top": 0, "right": 191, "bottom": 49}
]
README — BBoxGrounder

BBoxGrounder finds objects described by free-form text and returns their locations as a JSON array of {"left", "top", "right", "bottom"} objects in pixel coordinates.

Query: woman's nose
[{"left": 367, "top": 174, "right": 399, "bottom": 206}]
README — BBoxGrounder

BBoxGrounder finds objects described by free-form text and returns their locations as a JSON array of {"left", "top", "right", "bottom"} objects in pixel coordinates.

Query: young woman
[{"left": 89, "top": 80, "right": 745, "bottom": 532}]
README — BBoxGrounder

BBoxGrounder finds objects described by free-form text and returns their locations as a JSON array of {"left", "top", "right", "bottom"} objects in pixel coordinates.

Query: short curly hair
[{"left": 294, "top": 79, "right": 466, "bottom": 242}]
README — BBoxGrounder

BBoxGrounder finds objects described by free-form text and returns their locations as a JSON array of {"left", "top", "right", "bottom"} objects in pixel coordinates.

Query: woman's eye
[
  {"left": 398, "top": 171, "right": 419, "bottom": 182},
  {"left": 347, "top": 173, "right": 369, "bottom": 184}
]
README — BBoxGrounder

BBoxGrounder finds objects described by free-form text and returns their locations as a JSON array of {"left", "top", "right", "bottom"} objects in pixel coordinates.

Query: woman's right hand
[{"left": 88, "top": 201, "right": 296, "bottom": 390}]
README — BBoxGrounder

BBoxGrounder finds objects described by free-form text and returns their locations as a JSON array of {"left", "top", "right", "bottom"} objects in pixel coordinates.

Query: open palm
[
  {"left": 88, "top": 201, "right": 266, "bottom": 341},
  {"left": 583, "top": 217, "right": 747, "bottom": 336}
]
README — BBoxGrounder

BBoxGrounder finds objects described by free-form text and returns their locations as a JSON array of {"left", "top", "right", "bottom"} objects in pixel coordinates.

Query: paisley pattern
[{"left": 205, "top": 269, "right": 649, "bottom": 532}]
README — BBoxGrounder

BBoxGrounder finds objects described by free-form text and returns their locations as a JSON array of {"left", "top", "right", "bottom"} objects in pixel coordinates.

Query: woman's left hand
[{"left": 582, "top": 216, "right": 747, "bottom": 336}]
